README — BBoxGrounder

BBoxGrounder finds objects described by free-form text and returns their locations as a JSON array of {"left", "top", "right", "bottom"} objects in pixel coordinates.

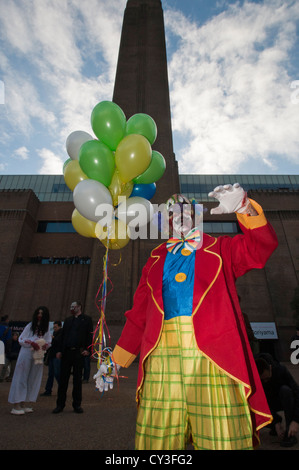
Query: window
[
  {"left": 52, "top": 183, "right": 71, "bottom": 194},
  {"left": 203, "top": 221, "right": 240, "bottom": 234},
  {"left": 37, "top": 221, "right": 76, "bottom": 233}
]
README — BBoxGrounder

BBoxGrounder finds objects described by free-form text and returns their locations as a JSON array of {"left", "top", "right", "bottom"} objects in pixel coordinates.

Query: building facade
[{"left": 0, "top": 174, "right": 298, "bottom": 360}]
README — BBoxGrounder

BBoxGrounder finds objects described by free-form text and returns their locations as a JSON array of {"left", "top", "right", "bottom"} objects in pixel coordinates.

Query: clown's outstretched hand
[{"left": 208, "top": 183, "right": 254, "bottom": 215}]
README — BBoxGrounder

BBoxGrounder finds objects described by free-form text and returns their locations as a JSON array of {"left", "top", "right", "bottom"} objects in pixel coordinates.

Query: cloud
[
  {"left": 165, "top": 0, "right": 299, "bottom": 173},
  {"left": 0, "top": 163, "right": 7, "bottom": 171},
  {"left": 12, "top": 146, "right": 29, "bottom": 160},
  {"left": 37, "top": 148, "right": 64, "bottom": 174},
  {"left": 0, "top": 0, "right": 125, "bottom": 164},
  {"left": 0, "top": 0, "right": 298, "bottom": 176}
]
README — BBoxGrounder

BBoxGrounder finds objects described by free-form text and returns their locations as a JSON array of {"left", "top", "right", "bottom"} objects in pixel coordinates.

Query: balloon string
[
  {"left": 92, "top": 245, "right": 114, "bottom": 367},
  {"left": 91, "top": 239, "right": 127, "bottom": 393}
]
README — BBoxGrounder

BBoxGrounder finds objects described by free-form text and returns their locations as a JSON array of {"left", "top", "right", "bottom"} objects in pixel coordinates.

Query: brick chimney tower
[{"left": 113, "top": 0, "right": 180, "bottom": 202}]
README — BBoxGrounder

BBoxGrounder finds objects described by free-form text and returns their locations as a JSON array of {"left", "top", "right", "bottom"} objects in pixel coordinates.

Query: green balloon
[
  {"left": 133, "top": 150, "right": 166, "bottom": 184},
  {"left": 91, "top": 101, "right": 126, "bottom": 151},
  {"left": 79, "top": 140, "right": 115, "bottom": 187},
  {"left": 126, "top": 113, "right": 157, "bottom": 145}
]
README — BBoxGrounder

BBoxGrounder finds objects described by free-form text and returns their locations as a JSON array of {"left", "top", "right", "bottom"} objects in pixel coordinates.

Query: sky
[{"left": 0, "top": 0, "right": 298, "bottom": 177}]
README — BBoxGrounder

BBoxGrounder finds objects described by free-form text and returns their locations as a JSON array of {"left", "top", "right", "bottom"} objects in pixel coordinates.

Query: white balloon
[
  {"left": 66, "top": 130, "right": 94, "bottom": 160},
  {"left": 115, "top": 196, "right": 154, "bottom": 228},
  {"left": 73, "top": 179, "right": 113, "bottom": 223}
]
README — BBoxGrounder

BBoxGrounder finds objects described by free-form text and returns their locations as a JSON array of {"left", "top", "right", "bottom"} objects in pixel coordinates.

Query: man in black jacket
[
  {"left": 52, "top": 301, "right": 93, "bottom": 414},
  {"left": 255, "top": 353, "right": 299, "bottom": 447}
]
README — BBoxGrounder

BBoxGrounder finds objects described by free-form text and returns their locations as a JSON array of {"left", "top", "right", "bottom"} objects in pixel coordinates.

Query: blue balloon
[{"left": 131, "top": 183, "right": 156, "bottom": 200}]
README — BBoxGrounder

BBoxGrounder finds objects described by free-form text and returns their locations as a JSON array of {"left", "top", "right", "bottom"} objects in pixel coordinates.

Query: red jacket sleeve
[{"left": 221, "top": 199, "right": 278, "bottom": 279}]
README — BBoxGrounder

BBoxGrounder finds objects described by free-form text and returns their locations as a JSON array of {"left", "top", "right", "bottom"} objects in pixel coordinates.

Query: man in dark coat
[{"left": 52, "top": 301, "right": 93, "bottom": 414}]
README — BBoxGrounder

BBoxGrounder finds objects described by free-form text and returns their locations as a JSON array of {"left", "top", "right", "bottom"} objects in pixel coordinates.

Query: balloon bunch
[
  {"left": 63, "top": 101, "right": 166, "bottom": 384},
  {"left": 63, "top": 100, "right": 166, "bottom": 251}
]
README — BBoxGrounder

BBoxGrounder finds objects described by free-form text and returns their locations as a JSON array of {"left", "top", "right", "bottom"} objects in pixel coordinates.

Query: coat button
[
  {"left": 175, "top": 272, "right": 187, "bottom": 282},
  {"left": 181, "top": 248, "right": 192, "bottom": 256}
]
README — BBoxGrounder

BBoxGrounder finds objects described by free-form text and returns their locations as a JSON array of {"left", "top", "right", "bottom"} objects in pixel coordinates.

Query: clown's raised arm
[{"left": 208, "top": 182, "right": 278, "bottom": 278}]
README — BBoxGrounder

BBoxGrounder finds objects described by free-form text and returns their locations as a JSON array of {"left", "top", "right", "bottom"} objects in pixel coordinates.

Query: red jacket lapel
[
  {"left": 192, "top": 235, "right": 222, "bottom": 316},
  {"left": 147, "top": 243, "right": 167, "bottom": 315},
  {"left": 146, "top": 235, "right": 222, "bottom": 318}
]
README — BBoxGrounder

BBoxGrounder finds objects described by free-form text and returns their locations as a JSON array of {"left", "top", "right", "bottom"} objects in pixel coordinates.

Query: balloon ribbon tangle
[{"left": 92, "top": 245, "right": 113, "bottom": 370}]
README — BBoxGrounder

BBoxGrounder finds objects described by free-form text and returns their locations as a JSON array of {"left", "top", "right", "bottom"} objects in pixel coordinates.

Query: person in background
[
  {"left": 255, "top": 352, "right": 299, "bottom": 447},
  {"left": 82, "top": 354, "right": 91, "bottom": 384},
  {"left": 52, "top": 301, "right": 93, "bottom": 414},
  {"left": 4, "top": 332, "right": 21, "bottom": 382},
  {"left": 8, "top": 307, "right": 51, "bottom": 415},
  {"left": 40, "top": 321, "right": 62, "bottom": 396},
  {"left": 0, "top": 315, "right": 12, "bottom": 382}
]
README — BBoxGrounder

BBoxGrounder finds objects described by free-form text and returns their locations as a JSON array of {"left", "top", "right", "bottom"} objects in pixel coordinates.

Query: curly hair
[{"left": 31, "top": 306, "right": 50, "bottom": 336}]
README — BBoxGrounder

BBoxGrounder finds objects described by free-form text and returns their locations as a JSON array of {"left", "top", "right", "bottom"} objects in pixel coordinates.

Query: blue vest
[{"left": 162, "top": 248, "right": 196, "bottom": 320}]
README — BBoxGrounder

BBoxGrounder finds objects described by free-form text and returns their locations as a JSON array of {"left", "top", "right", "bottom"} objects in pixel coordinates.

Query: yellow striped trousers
[{"left": 136, "top": 316, "right": 253, "bottom": 450}]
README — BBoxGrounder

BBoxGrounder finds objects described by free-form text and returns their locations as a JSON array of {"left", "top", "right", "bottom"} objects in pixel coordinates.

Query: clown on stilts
[{"left": 94, "top": 183, "right": 278, "bottom": 450}]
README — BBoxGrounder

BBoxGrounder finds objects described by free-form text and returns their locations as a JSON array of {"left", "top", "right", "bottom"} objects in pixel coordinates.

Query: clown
[{"left": 94, "top": 183, "right": 278, "bottom": 450}]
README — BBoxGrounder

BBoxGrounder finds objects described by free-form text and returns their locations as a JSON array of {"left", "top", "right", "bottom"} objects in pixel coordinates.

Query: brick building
[{"left": 0, "top": 174, "right": 298, "bottom": 360}]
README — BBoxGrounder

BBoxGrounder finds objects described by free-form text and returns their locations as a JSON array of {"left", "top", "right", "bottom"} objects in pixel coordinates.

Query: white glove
[
  {"left": 93, "top": 362, "right": 120, "bottom": 392},
  {"left": 208, "top": 183, "right": 250, "bottom": 215}
]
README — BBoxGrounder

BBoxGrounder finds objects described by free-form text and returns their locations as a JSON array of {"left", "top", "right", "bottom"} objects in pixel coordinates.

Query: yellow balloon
[
  {"left": 115, "top": 134, "right": 151, "bottom": 183},
  {"left": 72, "top": 209, "right": 97, "bottom": 238},
  {"left": 64, "top": 160, "right": 88, "bottom": 191},
  {"left": 109, "top": 169, "right": 133, "bottom": 206},
  {"left": 95, "top": 218, "right": 130, "bottom": 250}
]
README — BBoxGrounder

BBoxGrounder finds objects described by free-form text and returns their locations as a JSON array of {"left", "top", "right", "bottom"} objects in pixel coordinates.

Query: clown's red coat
[{"left": 113, "top": 200, "right": 278, "bottom": 446}]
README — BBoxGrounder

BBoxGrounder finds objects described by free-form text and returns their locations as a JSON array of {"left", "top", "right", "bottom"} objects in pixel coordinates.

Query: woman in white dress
[{"left": 8, "top": 306, "right": 51, "bottom": 415}]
